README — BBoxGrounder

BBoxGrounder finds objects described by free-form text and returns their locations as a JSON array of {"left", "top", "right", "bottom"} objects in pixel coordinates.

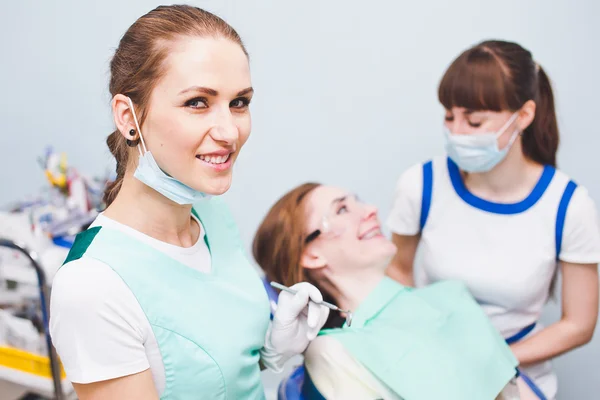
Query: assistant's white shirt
[
  {"left": 386, "top": 156, "right": 600, "bottom": 399},
  {"left": 49, "top": 213, "right": 211, "bottom": 395}
]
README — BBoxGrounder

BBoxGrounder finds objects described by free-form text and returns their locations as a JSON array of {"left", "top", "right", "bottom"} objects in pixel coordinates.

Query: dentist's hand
[{"left": 269, "top": 282, "right": 329, "bottom": 356}]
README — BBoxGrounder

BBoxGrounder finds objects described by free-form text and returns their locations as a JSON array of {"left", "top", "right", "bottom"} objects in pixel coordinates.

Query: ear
[
  {"left": 517, "top": 99, "right": 536, "bottom": 132},
  {"left": 300, "top": 247, "right": 327, "bottom": 271},
  {"left": 112, "top": 94, "right": 138, "bottom": 140}
]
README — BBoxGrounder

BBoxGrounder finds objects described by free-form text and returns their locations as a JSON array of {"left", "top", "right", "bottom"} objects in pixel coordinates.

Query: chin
[
  {"left": 192, "top": 174, "right": 233, "bottom": 196},
  {"left": 376, "top": 242, "right": 398, "bottom": 264},
  {"left": 372, "top": 237, "right": 397, "bottom": 254},
  {"left": 387, "top": 240, "right": 398, "bottom": 256}
]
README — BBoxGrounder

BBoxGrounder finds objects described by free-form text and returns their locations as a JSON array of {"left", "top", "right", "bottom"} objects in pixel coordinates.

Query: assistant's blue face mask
[
  {"left": 444, "top": 112, "right": 520, "bottom": 173},
  {"left": 128, "top": 97, "right": 211, "bottom": 205}
]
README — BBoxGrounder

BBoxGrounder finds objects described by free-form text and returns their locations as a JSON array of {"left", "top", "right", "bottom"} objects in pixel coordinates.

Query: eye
[
  {"left": 336, "top": 205, "right": 349, "bottom": 215},
  {"left": 444, "top": 115, "right": 454, "bottom": 122},
  {"left": 185, "top": 97, "right": 208, "bottom": 109},
  {"left": 467, "top": 120, "right": 482, "bottom": 128},
  {"left": 230, "top": 97, "right": 251, "bottom": 109}
]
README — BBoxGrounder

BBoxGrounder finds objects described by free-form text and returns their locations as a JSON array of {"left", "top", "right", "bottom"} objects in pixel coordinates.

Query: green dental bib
[{"left": 319, "top": 278, "right": 517, "bottom": 400}]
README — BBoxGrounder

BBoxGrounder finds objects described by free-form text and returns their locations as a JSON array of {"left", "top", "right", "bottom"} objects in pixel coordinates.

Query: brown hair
[
  {"left": 253, "top": 183, "right": 346, "bottom": 329},
  {"left": 438, "top": 40, "right": 559, "bottom": 167},
  {"left": 103, "top": 5, "right": 248, "bottom": 206}
]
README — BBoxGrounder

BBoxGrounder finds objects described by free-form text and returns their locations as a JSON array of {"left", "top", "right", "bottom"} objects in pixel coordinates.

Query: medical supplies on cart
[{"left": 0, "top": 147, "right": 111, "bottom": 400}]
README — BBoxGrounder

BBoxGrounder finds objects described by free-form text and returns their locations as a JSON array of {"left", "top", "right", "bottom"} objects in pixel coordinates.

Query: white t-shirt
[
  {"left": 386, "top": 156, "right": 600, "bottom": 399},
  {"left": 49, "top": 213, "right": 211, "bottom": 395}
]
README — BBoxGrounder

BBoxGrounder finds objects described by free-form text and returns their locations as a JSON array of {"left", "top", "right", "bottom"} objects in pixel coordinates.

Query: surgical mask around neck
[
  {"left": 128, "top": 97, "right": 210, "bottom": 205},
  {"left": 444, "top": 112, "right": 520, "bottom": 173}
]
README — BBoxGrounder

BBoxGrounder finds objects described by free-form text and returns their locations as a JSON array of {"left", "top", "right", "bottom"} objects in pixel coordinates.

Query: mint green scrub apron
[{"left": 61, "top": 198, "right": 271, "bottom": 399}]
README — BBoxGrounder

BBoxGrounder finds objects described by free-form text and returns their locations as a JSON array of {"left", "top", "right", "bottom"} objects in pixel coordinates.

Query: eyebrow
[
  {"left": 178, "top": 86, "right": 254, "bottom": 97},
  {"left": 236, "top": 87, "right": 254, "bottom": 96},
  {"left": 331, "top": 195, "right": 347, "bottom": 205}
]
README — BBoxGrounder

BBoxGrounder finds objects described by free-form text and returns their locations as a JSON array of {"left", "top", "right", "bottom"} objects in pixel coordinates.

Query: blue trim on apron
[
  {"left": 419, "top": 160, "right": 433, "bottom": 230},
  {"left": 505, "top": 180, "right": 576, "bottom": 400},
  {"left": 505, "top": 322, "right": 536, "bottom": 345},
  {"left": 505, "top": 323, "right": 548, "bottom": 400},
  {"left": 555, "top": 180, "right": 577, "bottom": 259}
]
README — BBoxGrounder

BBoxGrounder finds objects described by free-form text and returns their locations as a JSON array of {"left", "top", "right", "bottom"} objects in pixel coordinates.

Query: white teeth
[
  {"left": 199, "top": 154, "right": 230, "bottom": 164},
  {"left": 361, "top": 229, "right": 380, "bottom": 240}
]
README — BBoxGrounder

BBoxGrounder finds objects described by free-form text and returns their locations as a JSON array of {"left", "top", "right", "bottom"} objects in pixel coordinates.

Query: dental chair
[{"left": 261, "top": 277, "right": 327, "bottom": 400}]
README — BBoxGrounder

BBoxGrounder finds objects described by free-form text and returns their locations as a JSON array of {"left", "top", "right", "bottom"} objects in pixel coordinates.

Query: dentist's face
[
  {"left": 444, "top": 107, "right": 519, "bottom": 150},
  {"left": 139, "top": 36, "right": 253, "bottom": 195}
]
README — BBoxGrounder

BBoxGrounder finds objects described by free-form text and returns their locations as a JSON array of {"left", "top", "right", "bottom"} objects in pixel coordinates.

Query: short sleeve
[
  {"left": 386, "top": 163, "right": 424, "bottom": 236},
  {"left": 49, "top": 258, "right": 151, "bottom": 383},
  {"left": 559, "top": 185, "right": 600, "bottom": 264}
]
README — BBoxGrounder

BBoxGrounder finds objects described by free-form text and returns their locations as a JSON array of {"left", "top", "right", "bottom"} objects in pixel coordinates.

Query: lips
[
  {"left": 359, "top": 226, "right": 382, "bottom": 240},
  {"left": 196, "top": 154, "right": 230, "bottom": 164},
  {"left": 195, "top": 149, "right": 235, "bottom": 172}
]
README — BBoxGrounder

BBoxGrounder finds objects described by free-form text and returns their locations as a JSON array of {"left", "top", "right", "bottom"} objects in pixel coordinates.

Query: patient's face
[{"left": 303, "top": 186, "right": 397, "bottom": 272}]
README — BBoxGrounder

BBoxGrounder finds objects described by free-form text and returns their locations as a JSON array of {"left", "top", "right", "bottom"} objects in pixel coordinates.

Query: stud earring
[{"left": 126, "top": 128, "right": 138, "bottom": 147}]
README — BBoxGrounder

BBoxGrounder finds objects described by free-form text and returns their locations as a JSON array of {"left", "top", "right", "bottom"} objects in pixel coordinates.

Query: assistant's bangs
[{"left": 438, "top": 47, "right": 514, "bottom": 112}]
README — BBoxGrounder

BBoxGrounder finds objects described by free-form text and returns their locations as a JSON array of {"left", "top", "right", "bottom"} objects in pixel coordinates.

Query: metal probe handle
[{"left": 269, "top": 281, "right": 353, "bottom": 327}]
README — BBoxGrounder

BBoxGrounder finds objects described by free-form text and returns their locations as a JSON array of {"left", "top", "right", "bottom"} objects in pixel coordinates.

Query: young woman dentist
[
  {"left": 387, "top": 40, "right": 600, "bottom": 400},
  {"left": 49, "top": 5, "right": 328, "bottom": 399}
]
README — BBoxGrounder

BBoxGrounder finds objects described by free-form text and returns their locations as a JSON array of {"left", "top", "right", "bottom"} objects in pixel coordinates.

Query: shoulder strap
[
  {"left": 61, "top": 226, "right": 102, "bottom": 265},
  {"left": 555, "top": 180, "right": 578, "bottom": 260},
  {"left": 420, "top": 160, "right": 434, "bottom": 230},
  {"left": 193, "top": 197, "right": 244, "bottom": 254}
]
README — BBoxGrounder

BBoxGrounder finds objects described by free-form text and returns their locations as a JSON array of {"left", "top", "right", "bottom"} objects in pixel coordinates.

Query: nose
[
  {"left": 210, "top": 108, "right": 239, "bottom": 145},
  {"left": 361, "top": 204, "right": 378, "bottom": 221}
]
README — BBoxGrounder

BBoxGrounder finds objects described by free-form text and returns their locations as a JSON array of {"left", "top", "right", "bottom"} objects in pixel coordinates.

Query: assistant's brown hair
[
  {"left": 103, "top": 5, "right": 248, "bottom": 206},
  {"left": 438, "top": 40, "right": 559, "bottom": 167}
]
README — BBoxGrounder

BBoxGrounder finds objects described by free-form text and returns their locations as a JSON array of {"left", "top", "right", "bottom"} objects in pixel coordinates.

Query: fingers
[
  {"left": 275, "top": 282, "right": 329, "bottom": 340},
  {"left": 306, "top": 306, "right": 330, "bottom": 340},
  {"left": 281, "top": 288, "right": 310, "bottom": 320},
  {"left": 318, "top": 306, "right": 330, "bottom": 329},
  {"left": 290, "top": 282, "right": 324, "bottom": 303},
  {"left": 288, "top": 282, "right": 323, "bottom": 329},
  {"left": 289, "top": 283, "right": 329, "bottom": 339},
  {"left": 306, "top": 299, "right": 320, "bottom": 330}
]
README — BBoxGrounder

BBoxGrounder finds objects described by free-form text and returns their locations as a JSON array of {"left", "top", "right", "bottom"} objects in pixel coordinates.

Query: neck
[
  {"left": 325, "top": 267, "right": 386, "bottom": 313},
  {"left": 103, "top": 171, "right": 198, "bottom": 247},
  {"left": 464, "top": 143, "right": 544, "bottom": 201}
]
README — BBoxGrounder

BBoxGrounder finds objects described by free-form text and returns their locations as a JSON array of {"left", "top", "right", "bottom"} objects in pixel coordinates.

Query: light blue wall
[{"left": 1, "top": 1, "right": 598, "bottom": 398}]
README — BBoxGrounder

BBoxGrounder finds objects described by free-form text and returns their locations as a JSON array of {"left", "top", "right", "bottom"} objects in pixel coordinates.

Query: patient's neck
[{"left": 326, "top": 269, "right": 386, "bottom": 313}]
